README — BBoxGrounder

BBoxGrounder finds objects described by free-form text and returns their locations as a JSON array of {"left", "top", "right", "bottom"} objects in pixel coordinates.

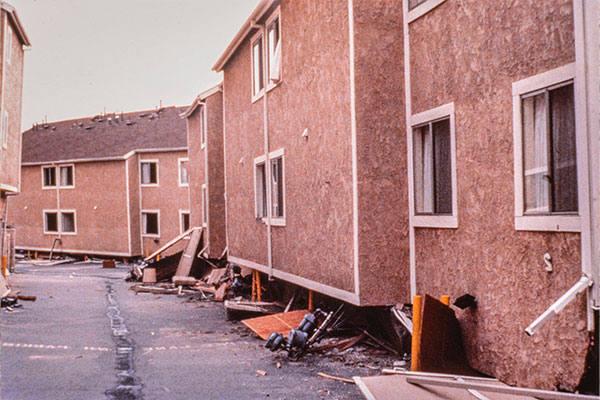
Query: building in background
[
  {"left": 9, "top": 106, "right": 189, "bottom": 258},
  {"left": 181, "top": 83, "right": 226, "bottom": 259}
]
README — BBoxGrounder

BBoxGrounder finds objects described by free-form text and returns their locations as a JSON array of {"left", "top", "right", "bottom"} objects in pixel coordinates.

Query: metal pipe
[
  {"left": 410, "top": 295, "right": 422, "bottom": 371},
  {"left": 525, "top": 275, "right": 593, "bottom": 335}
]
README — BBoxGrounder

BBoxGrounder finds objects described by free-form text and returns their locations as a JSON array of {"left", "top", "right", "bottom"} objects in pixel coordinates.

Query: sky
[{"left": 9, "top": 0, "right": 260, "bottom": 129}]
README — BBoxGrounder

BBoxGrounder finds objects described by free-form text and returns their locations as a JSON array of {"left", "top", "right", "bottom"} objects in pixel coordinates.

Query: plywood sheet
[
  {"left": 174, "top": 228, "right": 202, "bottom": 277},
  {"left": 354, "top": 374, "right": 536, "bottom": 400},
  {"left": 242, "top": 310, "right": 308, "bottom": 340}
]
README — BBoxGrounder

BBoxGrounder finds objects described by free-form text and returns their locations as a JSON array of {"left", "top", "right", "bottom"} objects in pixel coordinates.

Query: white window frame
[
  {"left": 512, "top": 63, "right": 580, "bottom": 232},
  {"left": 5, "top": 22, "right": 12, "bottom": 65},
  {"left": 140, "top": 160, "right": 159, "bottom": 187},
  {"left": 41, "top": 165, "right": 57, "bottom": 189},
  {"left": 43, "top": 210, "right": 59, "bottom": 234},
  {"left": 266, "top": 7, "right": 282, "bottom": 90},
  {"left": 59, "top": 164, "right": 75, "bottom": 189},
  {"left": 409, "top": 102, "right": 458, "bottom": 228},
  {"left": 201, "top": 184, "right": 208, "bottom": 227},
  {"left": 1, "top": 110, "right": 7, "bottom": 149},
  {"left": 251, "top": 30, "right": 265, "bottom": 102},
  {"left": 59, "top": 210, "right": 77, "bottom": 235},
  {"left": 199, "top": 105, "right": 207, "bottom": 149},
  {"left": 254, "top": 148, "right": 286, "bottom": 227},
  {"left": 178, "top": 158, "right": 189, "bottom": 187},
  {"left": 141, "top": 210, "right": 160, "bottom": 237},
  {"left": 407, "top": 0, "right": 447, "bottom": 23},
  {"left": 179, "top": 210, "right": 191, "bottom": 234}
]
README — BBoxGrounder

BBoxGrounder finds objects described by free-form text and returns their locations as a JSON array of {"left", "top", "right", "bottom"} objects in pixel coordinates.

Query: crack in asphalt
[{"left": 105, "top": 282, "right": 144, "bottom": 400}]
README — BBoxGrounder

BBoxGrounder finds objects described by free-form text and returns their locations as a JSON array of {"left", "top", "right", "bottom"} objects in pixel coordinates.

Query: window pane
[
  {"left": 432, "top": 119, "right": 452, "bottom": 214},
  {"left": 44, "top": 167, "right": 56, "bottom": 187},
  {"left": 202, "top": 186, "right": 208, "bottom": 225},
  {"left": 200, "top": 107, "right": 206, "bottom": 146},
  {"left": 143, "top": 213, "right": 158, "bottom": 235},
  {"left": 252, "top": 38, "right": 264, "bottom": 95},
  {"left": 60, "top": 166, "right": 73, "bottom": 186},
  {"left": 180, "top": 160, "right": 189, "bottom": 184},
  {"left": 271, "top": 158, "right": 284, "bottom": 218},
  {"left": 549, "top": 84, "right": 577, "bottom": 212},
  {"left": 413, "top": 125, "right": 433, "bottom": 214},
  {"left": 45, "top": 212, "right": 58, "bottom": 232},
  {"left": 522, "top": 93, "right": 550, "bottom": 213},
  {"left": 141, "top": 162, "right": 157, "bottom": 184},
  {"left": 268, "top": 18, "right": 280, "bottom": 79},
  {"left": 61, "top": 212, "right": 75, "bottom": 233},
  {"left": 255, "top": 163, "right": 266, "bottom": 218}
]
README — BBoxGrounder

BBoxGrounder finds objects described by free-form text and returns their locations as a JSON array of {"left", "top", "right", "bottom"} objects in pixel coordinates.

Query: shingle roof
[{"left": 22, "top": 106, "right": 187, "bottom": 164}]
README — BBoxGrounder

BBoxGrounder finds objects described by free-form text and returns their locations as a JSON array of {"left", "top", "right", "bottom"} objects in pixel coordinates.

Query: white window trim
[
  {"left": 140, "top": 159, "right": 159, "bottom": 187},
  {"left": 178, "top": 157, "right": 189, "bottom": 187},
  {"left": 409, "top": 102, "right": 458, "bottom": 228},
  {"left": 58, "top": 164, "right": 75, "bottom": 189},
  {"left": 43, "top": 210, "right": 59, "bottom": 234},
  {"left": 41, "top": 165, "right": 57, "bottom": 189},
  {"left": 5, "top": 21, "right": 12, "bottom": 65},
  {"left": 200, "top": 105, "right": 207, "bottom": 149},
  {"left": 201, "top": 184, "right": 208, "bottom": 228},
  {"left": 251, "top": 30, "right": 265, "bottom": 103},
  {"left": 59, "top": 210, "right": 77, "bottom": 235},
  {"left": 2, "top": 110, "right": 8, "bottom": 149},
  {"left": 141, "top": 210, "right": 161, "bottom": 237},
  {"left": 512, "top": 63, "right": 580, "bottom": 232},
  {"left": 265, "top": 6, "right": 282, "bottom": 91},
  {"left": 179, "top": 210, "right": 190, "bottom": 234},
  {"left": 407, "top": 0, "right": 447, "bottom": 23},
  {"left": 254, "top": 148, "right": 286, "bottom": 227}
]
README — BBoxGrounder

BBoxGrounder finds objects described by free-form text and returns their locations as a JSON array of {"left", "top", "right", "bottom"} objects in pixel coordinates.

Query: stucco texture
[{"left": 408, "top": 0, "right": 587, "bottom": 390}]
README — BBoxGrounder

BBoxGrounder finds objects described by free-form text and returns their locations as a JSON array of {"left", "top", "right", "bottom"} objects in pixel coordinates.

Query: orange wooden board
[{"left": 242, "top": 309, "right": 308, "bottom": 340}]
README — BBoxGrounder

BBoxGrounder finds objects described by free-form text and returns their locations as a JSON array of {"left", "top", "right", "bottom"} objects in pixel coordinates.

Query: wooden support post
[
  {"left": 157, "top": 254, "right": 161, "bottom": 261},
  {"left": 256, "top": 271, "right": 262, "bottom": 302},
  {"left": 440, "top": 295, "right": 450, "bottom": 306},
  {"left": 251, "top": 270, "right": 257, "bottom": 302},
  {"left": 34, "top": 251, "right": 38, "bottom": 260},
  {"left": 308, "top": 290, "right": 314, "bottom": 312},
  {"left": 411, "top": 295, "right": 422, "bottom": 371},
  {"left": 1, "top": 255, "right": 6, "bottom": 278},
  {"left": 27, "top": 250, "right": 31, "bottom": 259},
  {"left": 146, "top": 248, "right": 149, "bottom": 258}
]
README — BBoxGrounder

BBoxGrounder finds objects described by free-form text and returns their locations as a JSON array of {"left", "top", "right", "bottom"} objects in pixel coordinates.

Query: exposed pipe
[{"left": 525, "top": 275, "right": 593, "bottom": 336}]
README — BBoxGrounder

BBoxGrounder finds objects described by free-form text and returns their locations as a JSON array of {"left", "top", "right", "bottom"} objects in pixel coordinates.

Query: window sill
[
  {"left": 44, "top": 231, "right": 59, "bottom": 235},
  {"left": 140, "top": 183, "right": 159, "bottom": 188},
  {"left": 60, "top": 232, "right": 77, "bottom": 236},
  {"left": 178, "top": 183, "right": 189, "bottom": 188},
  {"left": 407, "top": 0, "right": 447, "bottom": 23},
  {"left": 42, "top": 186, "right": 57, "bottom": 190},
  {"left": 258, "top": 217, "right": 286, "bottom": 227},
  {"left": 413, "top": 214, "right": 458, "bottom": 229},
  {"left": 252, "top": 90, "right": 265, "bottom": 104},
  {"left": 515, "top": 215, "right": 580, "bottom": 232},
  {"left": 59, "top": 185, "right": 75, "bottom": 190},
  {"left": 142, "top": 234, "right": 160, "bottom": 238}
]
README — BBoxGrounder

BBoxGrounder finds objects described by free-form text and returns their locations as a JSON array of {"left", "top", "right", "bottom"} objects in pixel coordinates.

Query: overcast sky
[{"left": 10, "top": 0, "right": 259, "bottom": 129}]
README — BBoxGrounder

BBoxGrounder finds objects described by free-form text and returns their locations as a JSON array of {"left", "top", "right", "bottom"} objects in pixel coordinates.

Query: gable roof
[
  {"left": 179, "top": 83, "right": 223, "bottom": 119},
  {"left": 21, "top": 106, "right": 187, "bottom": 165},
  {"left": 1, "top": 2, "right": 31, "bottom": 47}
]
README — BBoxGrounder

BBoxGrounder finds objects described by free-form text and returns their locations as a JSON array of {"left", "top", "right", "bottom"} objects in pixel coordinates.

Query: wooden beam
[
  {"left": 405, "top": 376, "right": 599, "bottom": 400},
  {"left": 144, "top": 227, "right": 198, "bottom": 262}
]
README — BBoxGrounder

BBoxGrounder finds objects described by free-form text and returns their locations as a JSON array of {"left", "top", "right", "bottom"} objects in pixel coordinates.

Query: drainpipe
[{"left": 255, "top": 20, "right": 274, "bottom": 280}]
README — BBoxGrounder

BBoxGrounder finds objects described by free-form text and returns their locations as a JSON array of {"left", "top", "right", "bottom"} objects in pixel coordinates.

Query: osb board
[
  {"left": 242, "top": 310, "right": 308, "bottom": 341},
  {"left": 408, "top": 0, "right": 586, "bottom": 391},
  {"left": 354, "top": 375, "right": 536, "bottom": 400}
]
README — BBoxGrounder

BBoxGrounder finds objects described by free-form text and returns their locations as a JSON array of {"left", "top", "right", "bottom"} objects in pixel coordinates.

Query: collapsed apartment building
[
  {"left": 0, "top": 2, "right": 29, "bottom": 273},
  {"left": 9, "top": 106, "right": 190, "bottom": 258},
  {"left": 212, "top": 0, "right": 599, "bottom": 392}
]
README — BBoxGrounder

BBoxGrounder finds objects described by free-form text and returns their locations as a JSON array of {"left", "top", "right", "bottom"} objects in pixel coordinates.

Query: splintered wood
[
  {"left": 173, "top": 228, "right": 203, "bottom": 278},
  {"left": 242, "top": 310, "right": 308, "bottom": 340}
]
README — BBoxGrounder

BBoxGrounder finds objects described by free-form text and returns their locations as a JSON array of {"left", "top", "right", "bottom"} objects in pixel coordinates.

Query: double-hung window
[
  {"left": 140, "top": 161, "right": 158, "bottom": 186},
  {"left": 6, "top": 24, "right": 12, "bottom": 65},
  {"left": 44, "top": 210, "right": 76, "bottom": 234},
  {"left": 254, "top": 149, "right": 285, "bottom": 226},
  {"left": 142, "top": 211, "right": 160, "bottom": 236},
  {"left": 251, "top": 7, "right": 282, "bottom": 100},
  {"left": 180, "top": 210, "right": 190, "bottom": 234},
  {"left": 179, "top": 158, "right": 189, "bottom": 186},
  {"left": 60, "top": 165, "right": 74, "bottom": 188},
  {"left": 251, "top": 33, "right": 265, "bottom": 99},
  {"left": 199, "top": 106, "right": 206, "bottom": 148},
  {"left": 42, "top": 166, "right": 57, "bottom": 188},
  {"left": 266, "top": 11, "right": 281, "bottom": 85},
  {"left": 410, "top": 102, "right": 457, "bottom": 228},
  {"left": 513, "top": 63, "right": 579, "bottom": 232}
]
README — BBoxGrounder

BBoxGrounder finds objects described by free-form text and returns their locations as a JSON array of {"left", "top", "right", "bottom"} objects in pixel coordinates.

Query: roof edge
[
  {"left": 212, "top": 0, "right": 276, "bottom": 72},
  {"left": 22, "top": 147, "right": 188, "bottom": 166},
  {"left": 1, "top": 2, "right": 31, "bottom": 47},
  {"left": 180, "top": 83, "right": 223, "bottom": 119}
]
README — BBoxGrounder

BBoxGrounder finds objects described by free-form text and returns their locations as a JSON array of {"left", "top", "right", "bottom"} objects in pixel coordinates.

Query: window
[
  {"left": 254, "top": 149, "right": 285, "bottom": 225},
  {"left": 180, "top": 211, "right": 190, "bottom": 234},
  {"left": 410, "top": 103, "right": 457, "bottom": 228},
  {"left": 200, "top": 106, "right": 206, "bottom": 148},
  {"left": 42, "top": 166, "right": 57, "bottom": 188},
  {"left": 407, "top": 0, "right": 447, "bottom": 23},
  {"left": 44, "top": 212, "right": 58, "bottom": 233},
  {"left": 61, "top": 212, "right": 76, "bottom": 233},
  {"left": 179, "top": 158, "right": 189, "bottom": 186},
  {"left": 251, "top": 33, "right": 264, "bottom": 98},
  {"left": 266, "top": 12, "right": 281, "bottom": 84},
  {"left": 1, "top": 110, "right": 7, "bottom": 148},
  {"left": 140, "top": 161, "right": 158, "bottom": 185},
  {"left": 512, "top": 63, "right": 580, "bottom": 232},
  {"left": 408, "top": 0, "right": 427, "bottom": 10},
  {"left": 6, "top": 24, "right": 12, "bottom": 65},
  {"left": 201, "top": 184, "right": 208, "bottom": 226},
  {"left": 142, "top": 211, "right": 159, "bottom": 236},
  {"left": 59, "top": 165, "right": 74, "bottom": 187}
]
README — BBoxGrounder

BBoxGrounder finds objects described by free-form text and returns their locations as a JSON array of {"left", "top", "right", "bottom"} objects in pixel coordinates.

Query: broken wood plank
[
  {"left": 173, "top": 228, "right": 203, "bottom": 278},
  {"left": 317, "top": 372, "right": 355, "bottom": 384},
  {"left": 192, "top": 284, "right": 217, "bottom": 294},
  {"left": 405, "top": 376, "right": 597, "bottom": 400},
  {"left": 309, "top": 332, "right": 366, "bottom": 352},
  {"left": 144, "top": 227, "right": 196, "bottom": 262},
  {"left": 130, "top": 285, "right": 196, "bottom": 295},
  {"left": 206, "top": 268, "right": 226, "bottom": 285},
  {"left": 242, "top": 309, "right": 308, "bottom": 340},
  {"left": 6, "top": 294, "right": 36, "bottom": 301},
  {"left": 172, "top": 276, "right": 197, "bottom": 286},
  {"left": 214, "top": 281, "right": 230, "bottom": 302}
]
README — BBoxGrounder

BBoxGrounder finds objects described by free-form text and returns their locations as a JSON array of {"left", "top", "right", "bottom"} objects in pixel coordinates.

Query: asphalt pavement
[{"left": 1, "top": 260, "right": 383, "bottom": 400}]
